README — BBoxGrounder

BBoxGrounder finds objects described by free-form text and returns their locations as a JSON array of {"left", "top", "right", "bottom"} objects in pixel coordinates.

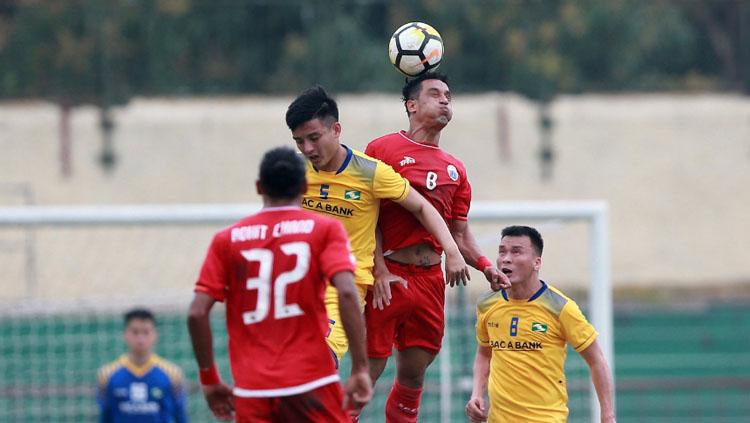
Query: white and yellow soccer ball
[{"left": 388, "top": 22, "right": 443, "bottom": 77}]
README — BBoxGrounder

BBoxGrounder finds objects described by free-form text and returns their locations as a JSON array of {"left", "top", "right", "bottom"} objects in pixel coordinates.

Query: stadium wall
[{"left": 1, "top": 93, "right": 748, "bottom": 298}]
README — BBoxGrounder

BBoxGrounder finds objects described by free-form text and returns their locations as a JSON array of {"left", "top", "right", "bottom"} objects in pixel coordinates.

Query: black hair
[
  {"left": 124, "top": 308, "right": 156, "bottom": 326},
  {"left": 501, "top": 225, "right": 544, "bottom": 256},
  {"left": 401, "top": 72, "right": 449, "bottom": 116},
  {"left": 285, "top": 85, "right": 339, "bottom": 131},
  {"left": 259, "top": 146, "right": 306, "bottom": 200}
]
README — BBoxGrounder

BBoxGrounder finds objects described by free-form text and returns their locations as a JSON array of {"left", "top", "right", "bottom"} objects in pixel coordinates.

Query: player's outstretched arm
[
  {"left": 466, "top": 345, "right": 491, "bottom": 423},
  {"left": 372, "top": 226, "right": 408, "bottom": 310},
  {"left": 331, "top": 270, "right": 373, "bottom": 413},
  {"left": 397, "top": 189, "right": 470, "bottom": 286},
  {"left": 187, "top": 292, "right": 234, "bottom": 421},
  {"left": 450, "top": 219, "right": 510, "bottom": 291},
  {"left": 579, "top": 339, "right": 616, "bottom": 423}
]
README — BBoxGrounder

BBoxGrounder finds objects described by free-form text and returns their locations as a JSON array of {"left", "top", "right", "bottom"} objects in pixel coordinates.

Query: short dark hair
[
  {"left": 285, "top": 85, "right": 339, "bottom": 131},
  {"left": 501, "top": 225, "right": 544, "bottom": 256},
  {"left": 124, "top": 308, "right": 156, "bottom": 326},
  {"left": 259, "top": 146, "right": 306, "bottom": 200},
  {"left": 401, "top": 72, "right": 449, "bottom": 115}
]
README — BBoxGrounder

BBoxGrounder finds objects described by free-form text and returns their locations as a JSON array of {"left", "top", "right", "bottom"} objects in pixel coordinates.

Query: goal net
[{"left": 0, "top": 201, "right": 611, "bottom": 422}]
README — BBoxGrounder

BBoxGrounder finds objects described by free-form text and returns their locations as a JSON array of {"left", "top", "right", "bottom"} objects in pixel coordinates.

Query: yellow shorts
[{"left": 325, "top": 283, "right": 368, "bottom": 364}]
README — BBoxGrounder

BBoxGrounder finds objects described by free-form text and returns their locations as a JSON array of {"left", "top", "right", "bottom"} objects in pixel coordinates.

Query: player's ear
[
  {"left": 533, "top": 256, "right": 542, "bottom": 271},
  {"left": 406, "top": 98, "right": 417, "bottom": 115},
  {"left": 255, "top": 180, "right": 264, "bottom": 196},
  {"left": 331, "top": 121, "right": 341, "bottom": 137}
]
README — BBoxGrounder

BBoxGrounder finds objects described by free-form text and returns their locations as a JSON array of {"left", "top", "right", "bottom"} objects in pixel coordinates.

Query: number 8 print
[
  {"left": 240, "top": 242, "right": 310, "bottom": 325},
  {"left": 426, "top": 171, "right": 438, "bottom": 190}
]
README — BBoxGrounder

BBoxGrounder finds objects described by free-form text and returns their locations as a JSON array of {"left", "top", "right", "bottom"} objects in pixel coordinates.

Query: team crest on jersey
[
  {"left": 531, "top": 322, "right": 548, "bottom": 332},
  {"left": 400, "top": 156, "right": 416, "bottom": 166},
  {"left": 130, "top": 382, "right": 148, "bottom": 402},
  {"left": 344, "top": 190, "right": 361, "bottom": 200},
  {"left": 447, "top": 165, "right": 459, "bottom": 181}
]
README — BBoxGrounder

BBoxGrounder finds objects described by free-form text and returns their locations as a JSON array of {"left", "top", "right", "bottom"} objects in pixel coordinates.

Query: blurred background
[{"left": 1, "top": 0, "right": 749, "bottom": 421}]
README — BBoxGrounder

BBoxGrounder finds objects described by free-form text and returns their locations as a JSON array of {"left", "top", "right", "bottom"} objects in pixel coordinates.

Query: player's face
[
  {"left": 409, "top": 79, "right": 452, "bottom": 126},
  {"left": 498, "top": 236, "right": 541, "bottom": 285},
  {"left": 292, "top": 118, "right": 342, "bottom": 171},
  {"left": 123, "top": 318, "right": 157, "bottom": 356}
]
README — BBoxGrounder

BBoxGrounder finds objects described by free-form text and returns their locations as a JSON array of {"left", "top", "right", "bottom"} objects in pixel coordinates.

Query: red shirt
[
  {"left": 195, "top": 206, "right": 355, "bottom": 397},
  {"left": 365, "top": 131, "right": 472, "bottom": 254}
]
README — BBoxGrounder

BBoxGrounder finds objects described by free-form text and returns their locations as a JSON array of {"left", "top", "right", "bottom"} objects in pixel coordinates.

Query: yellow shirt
[
  {"left": 476, "top": 282, "right": 598, "bottom": 422},
  {"left": 303, "top": 146, "right": 410, "bottom": 285}
]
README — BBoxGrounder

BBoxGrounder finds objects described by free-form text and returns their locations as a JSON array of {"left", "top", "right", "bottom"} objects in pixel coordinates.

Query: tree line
[{"left": 0, "top": 0, "right": 747, "bottom": 106}]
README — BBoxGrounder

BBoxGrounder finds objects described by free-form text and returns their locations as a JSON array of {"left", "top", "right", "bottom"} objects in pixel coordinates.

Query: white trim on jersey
[
  {"left": 397, "top": 131, "right": 441, "bottom": 149},
  {"left": 232, "top": 374, "right": 340, "bottom": 398}
]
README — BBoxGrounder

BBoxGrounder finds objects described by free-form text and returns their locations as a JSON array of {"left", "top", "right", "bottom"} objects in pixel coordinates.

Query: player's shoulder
[
  {"left": 152, "top": 355, "right": 184, "bottom": 385},
  {"left": 437, "top": 147, "right": 467, "bottom": 171},
  {"left": 476, "top": 289, "right": 505, "bottom": 315},
  {"left": 97, "top": 355, "right": 127, "bottom": 386},
  {"left": 536, "top": 282, "right": 573, "bottom": 317},
  {"left": 368, "top": 131, "right": 402, "bottom": 147},
  {"left": 347, "top": 147, "right": 380, "bottom": 176}
]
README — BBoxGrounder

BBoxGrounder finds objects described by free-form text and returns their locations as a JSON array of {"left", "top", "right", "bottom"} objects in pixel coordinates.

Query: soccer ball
[{"left": 388, "top": 22, "right": 443, "bottom": 77}]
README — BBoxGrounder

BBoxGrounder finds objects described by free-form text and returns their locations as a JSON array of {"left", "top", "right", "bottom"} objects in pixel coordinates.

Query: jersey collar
[
  {"left": 120, "top": 353, "right": 159, "bottom": 377},
  {"left": 501, "top": 280, "right": 548, "bottom": 302},
  {"left": 311, "top": 144, "right": 353, "bottom": 175},
  {"left": 398, "top": 130, "right": 441, "bottom": 149},
  {"left": 336, "top": 145, "right": 353, "bottom": 174}
]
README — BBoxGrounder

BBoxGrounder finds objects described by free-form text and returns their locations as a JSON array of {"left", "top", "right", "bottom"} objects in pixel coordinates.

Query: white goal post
[{"left": 0, "top": 200, "right": 612, "bottom": 422}]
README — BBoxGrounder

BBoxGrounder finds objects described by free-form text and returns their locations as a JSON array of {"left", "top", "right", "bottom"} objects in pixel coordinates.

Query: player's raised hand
[
  {"left": 483, "top": 266, "right": 511, "bottom": 291},
  {"left": 465, "top": 396, "right": 488, "bottom": 422},
  {"left": 372, "top": 267, "right": 408, "bottom": 310},
  {"left": 343, "top": 370, "right": 373, "bottom": 415},
  {"left": 444, "top": 251, "right": 470, "bottom": 287},
  {"left": 202, "top": 383, "right": 234, "bottom": 421}
]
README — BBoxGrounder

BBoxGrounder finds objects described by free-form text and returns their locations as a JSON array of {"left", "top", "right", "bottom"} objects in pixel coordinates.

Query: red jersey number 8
[
  {"left": 240, "top": 242, "right": 310, "bottom": 325},
  {"left": 426, "top": 171, "right": 438, "bottom": 190}
]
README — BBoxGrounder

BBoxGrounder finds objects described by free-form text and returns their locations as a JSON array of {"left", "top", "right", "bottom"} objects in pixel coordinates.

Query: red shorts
[
  {"left": 365, "top": 259, "right": 445, "bottom": 358},
  {"left": 233, "top": 382, "right": 349, "bottom": 423}
]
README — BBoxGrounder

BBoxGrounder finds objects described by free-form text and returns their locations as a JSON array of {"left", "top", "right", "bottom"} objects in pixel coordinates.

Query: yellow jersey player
[
  {"left": 285, "top": 86, "right": 470, "bottom": 365},
  {"left": 467, "top": 226, "right": 615, "bottom": 423}
]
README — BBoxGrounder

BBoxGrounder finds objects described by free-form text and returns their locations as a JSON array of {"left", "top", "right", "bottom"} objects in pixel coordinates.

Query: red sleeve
[
  {"left": 364, "top": 139, "right": 382, "bottom": 160},
  {"left": 452, "top": 168, "right": 472, "bottom": 221},
  {"left": 319, "top": 219, "right": 356, "bottom": 279},
  {"left": 195, "top": 232, "right": 229, "bottom": 302}
]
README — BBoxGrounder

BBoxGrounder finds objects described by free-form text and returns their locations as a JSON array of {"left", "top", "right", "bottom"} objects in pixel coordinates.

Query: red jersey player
[
  {"left": 187, "top": 147, "right": 372, "bottom": 423},
  {"left": 363, "top": 73, "right": 510, "bottom": 422}
]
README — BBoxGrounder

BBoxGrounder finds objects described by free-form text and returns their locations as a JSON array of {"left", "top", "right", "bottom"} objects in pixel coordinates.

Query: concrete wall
[{"left": 1, "top": 93, "right": 748, "bottom": 300}]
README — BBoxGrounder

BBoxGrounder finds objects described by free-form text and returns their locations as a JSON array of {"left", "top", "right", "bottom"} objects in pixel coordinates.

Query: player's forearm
[
  {"left": 591, "top": 361, "right": 615, "bottom": 420},
  {"left": 187, "top": 295, "right": 216, "bottom": 369},
  {"left": 471, "top": 346, "right": 491, "bottom": 398},
  {"left": 581, "top": 340, "right": 616, "bottom": 420},
  {"left": 373, "top": 226, "right": 388, "bottom": 274},
  {"left": 451, "top": 221, "right": 484, "bottom": 269}
]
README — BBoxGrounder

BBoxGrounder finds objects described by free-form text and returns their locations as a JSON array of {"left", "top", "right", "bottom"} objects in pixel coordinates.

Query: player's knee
[{"left": 396, "top": 369, "right": 426, "bottom": 388}]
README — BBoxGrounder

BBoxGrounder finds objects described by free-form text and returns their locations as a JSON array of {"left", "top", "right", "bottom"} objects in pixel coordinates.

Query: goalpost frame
[{"left": 0, "top": 200, "right": 613, "bottom": 422}]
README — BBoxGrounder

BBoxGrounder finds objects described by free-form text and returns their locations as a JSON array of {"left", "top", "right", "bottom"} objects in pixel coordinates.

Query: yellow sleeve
[
  {"left": 373, "top": 160, "right": 410, "bottom": 202},
  {"left": 560, "top": 301, "right": 598, "bottom": 352},
  {"left": 475, "top": 306, "right": 490, "bottom": 346}
]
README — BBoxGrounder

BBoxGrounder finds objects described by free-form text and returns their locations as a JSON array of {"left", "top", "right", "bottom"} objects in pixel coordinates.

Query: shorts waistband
[{"left": 384, "top": 257, "right": 442, "bottom": 273}]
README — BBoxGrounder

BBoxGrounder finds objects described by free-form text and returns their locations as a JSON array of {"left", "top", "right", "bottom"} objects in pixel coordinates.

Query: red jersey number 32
[{"left": 240, "top": 241, "right": 310, "bottom": 325}]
